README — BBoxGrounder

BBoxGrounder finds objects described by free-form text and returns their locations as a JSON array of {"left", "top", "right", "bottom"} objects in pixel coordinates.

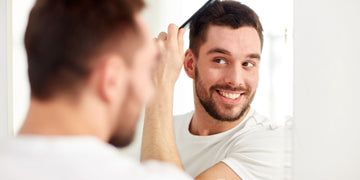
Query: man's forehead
[{"left": 199, "top": 25, "right": 262, "bottom": 56}]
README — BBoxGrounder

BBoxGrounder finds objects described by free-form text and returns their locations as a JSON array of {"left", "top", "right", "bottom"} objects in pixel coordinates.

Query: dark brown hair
[
  {"left": 25, "top": 0, "right": 145, "bottom": 100},
  {"left": 189, "top": 0, "right": 263, "bottom": 57}
]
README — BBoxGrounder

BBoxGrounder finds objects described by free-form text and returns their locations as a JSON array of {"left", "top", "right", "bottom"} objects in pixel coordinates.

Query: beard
[
  {"left": 109, "top": 129, "right": 135, "bottom": 148},
  {"left": 109, "top": 84, "right": 142, "bottom": 148},
  {"left": 195, "top": 66, "right": 255, "bottom": 122}
]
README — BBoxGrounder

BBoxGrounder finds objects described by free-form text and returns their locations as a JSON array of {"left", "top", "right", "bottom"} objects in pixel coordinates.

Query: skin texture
[
  {"left": 19, "top": 13, "right": 158, "bottom": 149},
  {"left": 141, "top": 24, "right": 262, "bottom": 180}
]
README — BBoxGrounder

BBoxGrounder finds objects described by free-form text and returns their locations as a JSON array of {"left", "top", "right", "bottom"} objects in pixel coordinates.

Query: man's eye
[
  {"left": 243, "top": 62, "right": 254, "bottom": 67},
  {"left": 215, "top": 59, "right": 226, "bottom": 64}
]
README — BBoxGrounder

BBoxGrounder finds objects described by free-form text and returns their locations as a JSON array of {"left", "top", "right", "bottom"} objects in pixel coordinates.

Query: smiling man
[{"left": 141, "top": 1, "right": 284, "bottom": 180}]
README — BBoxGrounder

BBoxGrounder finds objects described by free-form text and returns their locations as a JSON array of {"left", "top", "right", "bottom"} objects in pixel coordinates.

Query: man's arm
[
  {"left": 196, "top": 162, "right": 242, "bottom": 180},
  {"left": 140, "top": 24, "right": 185, "bottom": 169},
  {"left": 140, "top": 24, "right": 242, "bottom": 179},
  {"left": 139, "top": 24, "right": 252, "bottom": 179}
]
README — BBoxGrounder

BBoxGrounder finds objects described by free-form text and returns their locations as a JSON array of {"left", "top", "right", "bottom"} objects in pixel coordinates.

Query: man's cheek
[{"left": 131, "top": 69, "right": 153, "bottom": 105}]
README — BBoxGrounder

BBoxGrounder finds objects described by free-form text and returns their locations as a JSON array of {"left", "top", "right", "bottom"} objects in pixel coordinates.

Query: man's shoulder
[
  {"left": 224, "top": 109, "right": 284, "bottom": 148},
  {"left": 221, "top": 111, "right": 285, "bottom": 180},
  {"left": 228, "top": 110, "right": 284, "bottom": 148},
  {"left": 243, "top": 109, "right": 282, "bottom": 131},
  {"left": 0, "top": 136, "right": 192, "bottom": 180},
  {"left": 173, "top": 111, "right": 194, "bottom": 128}
]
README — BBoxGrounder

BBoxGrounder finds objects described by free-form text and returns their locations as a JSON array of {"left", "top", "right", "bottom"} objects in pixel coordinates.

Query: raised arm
[{"left": 140, "top": 24, "right": 185, "bottom": 169}]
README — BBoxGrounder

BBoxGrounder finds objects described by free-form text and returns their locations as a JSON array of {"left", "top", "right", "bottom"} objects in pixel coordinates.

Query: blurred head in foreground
[{"left": 22, "top": 0, "right": 158, "bottom": 147}]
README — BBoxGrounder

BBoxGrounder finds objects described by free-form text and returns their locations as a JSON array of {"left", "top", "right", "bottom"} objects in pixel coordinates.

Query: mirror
[{"left": 10, "top": 0, "right": 293, "bottom": 179}]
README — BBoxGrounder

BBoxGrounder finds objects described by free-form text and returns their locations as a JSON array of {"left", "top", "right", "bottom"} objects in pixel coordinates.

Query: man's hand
[
  {"left": 153, "top": 24, "right": 185, "bottom": 89},
  {"left": 141, "top": 24, "right": 185, "bottom": 170}
]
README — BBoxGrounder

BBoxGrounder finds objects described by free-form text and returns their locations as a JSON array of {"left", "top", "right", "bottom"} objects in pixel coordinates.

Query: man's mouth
[{"left": 216, "top": 90, "right": 242, "bottom": 100}]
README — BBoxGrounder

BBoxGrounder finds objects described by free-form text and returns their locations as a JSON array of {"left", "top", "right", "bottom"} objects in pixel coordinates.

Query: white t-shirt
[
  {"left": 0, "top": 135, "right": 192, "bottom": 180},
  {"left": 174, "top": 109, "right": 284, "bottom": 180}
]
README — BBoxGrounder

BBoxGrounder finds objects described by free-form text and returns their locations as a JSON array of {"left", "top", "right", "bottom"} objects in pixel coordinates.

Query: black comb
[{"left": 179, "top": 0, "right": 217, "bottom": 29}]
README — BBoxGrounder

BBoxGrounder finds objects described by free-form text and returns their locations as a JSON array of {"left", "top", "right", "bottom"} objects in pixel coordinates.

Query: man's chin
[
  {"left": 209, "top": 104, "right": 250, "bottom": 122},
  {"left": 214, "top": 113, "right": 243, "bottom": 122},
  {"left": 109, "top": 131, "right": 136, "bottom": 148}
]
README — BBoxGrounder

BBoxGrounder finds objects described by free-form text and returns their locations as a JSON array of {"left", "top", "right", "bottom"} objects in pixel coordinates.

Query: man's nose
[{"left": 224, "top": 64, "right": 245, "bottom": 87}]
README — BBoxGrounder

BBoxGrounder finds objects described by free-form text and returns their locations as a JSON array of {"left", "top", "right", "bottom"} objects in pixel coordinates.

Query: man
[
  {"left": 141, "top": 1, "right": 284, "bottom": 179},
  {"left": 0, "top": 0, "right": 191, "bottom": 179}
]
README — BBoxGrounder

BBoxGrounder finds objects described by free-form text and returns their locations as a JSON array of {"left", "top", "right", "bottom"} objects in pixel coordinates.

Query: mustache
[{"left": 210, "top": 84, "right": 250, "bottom": 93}]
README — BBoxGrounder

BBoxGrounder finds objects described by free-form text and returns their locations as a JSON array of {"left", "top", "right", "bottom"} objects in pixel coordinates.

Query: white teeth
[{"left": 219, "top": 91, "right": 241, "bottom": 100}]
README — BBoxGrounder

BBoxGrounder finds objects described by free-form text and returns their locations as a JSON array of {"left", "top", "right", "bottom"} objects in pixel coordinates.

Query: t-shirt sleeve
[
  {"left": 141, "top": 160, "right": 193, "bottom": 180},
  {"left": 221, "top": 127, "right": 285, "bottom": 180}
]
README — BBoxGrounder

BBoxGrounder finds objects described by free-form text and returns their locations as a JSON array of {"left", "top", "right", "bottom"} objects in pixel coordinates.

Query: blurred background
[{"left": 1, "top": 0, "right": 360, "bottom": 179}]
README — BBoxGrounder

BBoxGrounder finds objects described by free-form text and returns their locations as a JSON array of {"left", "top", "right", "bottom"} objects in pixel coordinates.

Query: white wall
[
  {"left": 293, "top": 0, "right": 360, "bottom": 179},
  {"left": 11, "top": 0, "right": 34, "bottom": 133},
  {"left": 0, "top": 0, "right": 12, "bottom": 137}
]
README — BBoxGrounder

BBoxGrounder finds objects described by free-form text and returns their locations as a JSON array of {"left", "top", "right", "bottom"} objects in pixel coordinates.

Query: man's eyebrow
[
  {"left": 248, "top": 53, "right": 261, "bottom": 60},
  {"left": 207, "top": 47, "right": 232, "bottom": 56},
  {"left": 207, "top": 47, "right": 261, "bottom": 60}
]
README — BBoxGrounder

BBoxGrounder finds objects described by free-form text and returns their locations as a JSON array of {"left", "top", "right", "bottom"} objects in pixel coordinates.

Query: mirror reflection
[{"left": 9, "top": 0, "right": 293, "bottom": 179}]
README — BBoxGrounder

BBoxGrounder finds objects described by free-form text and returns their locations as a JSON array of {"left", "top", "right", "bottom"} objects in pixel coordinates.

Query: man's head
[
  {"left": 189, "top": 0, "right": 263, "bottom": 58},
  {"left": 184, "top": 1, "right": 263, "bottom": 121},
  {"left": 25, "top": 0, "right": 157, "bottom": 147}
]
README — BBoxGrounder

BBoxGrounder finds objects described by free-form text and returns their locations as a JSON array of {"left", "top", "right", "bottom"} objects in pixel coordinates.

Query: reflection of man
[
  {"left": 141, "top": 1, "right": 284, "bottom": 179},
  {"left": 0, "top": 0, "right": 191, "bottom": 179}
]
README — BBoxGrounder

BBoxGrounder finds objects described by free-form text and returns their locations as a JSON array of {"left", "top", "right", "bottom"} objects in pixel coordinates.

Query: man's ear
[
  {"left": 184, "top": 49, "right": 196, "bottom": 79},
  {"left": 93, "top": 55, "right": 128, "bottom": 104}
]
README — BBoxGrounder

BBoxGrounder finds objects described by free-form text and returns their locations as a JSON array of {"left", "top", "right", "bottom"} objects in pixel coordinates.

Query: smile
[{"left": 217, "top": 90, "right": 241, "bottom": 100}]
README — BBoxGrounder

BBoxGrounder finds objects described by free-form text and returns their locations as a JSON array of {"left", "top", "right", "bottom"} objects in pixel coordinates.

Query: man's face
[
  {"left": 194, "top": 25, "right": 261, "bottom": 121},
  {"left": 110, "top": 14, "right": 158, "bottom": 147}
]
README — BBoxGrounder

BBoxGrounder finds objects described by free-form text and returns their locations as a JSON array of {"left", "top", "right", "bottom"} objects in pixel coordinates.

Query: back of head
[
  {"left": 25, "top": 0, "right": 144, "bottom": 100},
  {"left": 189, "top": 0, "right": 263, "bottom": 57}
]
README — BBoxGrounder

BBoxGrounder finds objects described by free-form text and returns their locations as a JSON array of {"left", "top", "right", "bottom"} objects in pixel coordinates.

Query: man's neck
[
  {"left": 19, "top": 96, "right": 109, "bottom": 141},
  {"left": 190, "top": 101, "right": 250, "bottom": 136}
]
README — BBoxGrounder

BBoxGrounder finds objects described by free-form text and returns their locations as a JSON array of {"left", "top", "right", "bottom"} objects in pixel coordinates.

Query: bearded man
[{"left": 141, "top": 1, "right": 284, "bottom": 180}]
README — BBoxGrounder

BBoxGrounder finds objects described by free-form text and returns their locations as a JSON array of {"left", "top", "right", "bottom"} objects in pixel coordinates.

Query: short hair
[
  {"left": 189, "top": 0, "right": 263, "bottom": 57},
  {"left": 25, "top": 0, "right": 145, "bottom": 100}
]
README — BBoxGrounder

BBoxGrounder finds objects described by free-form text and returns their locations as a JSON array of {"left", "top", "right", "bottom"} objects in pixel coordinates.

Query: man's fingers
[
  {"left": 158, "top": 32, "right": 167, "bottom": 41},
  {"left": 156, "top": 38, "right": 165, "bottom": 54},
  {"left": 178, "top": 28, "right": 186, "bottom": 54},
  {"left": 167, "top": 24, "right": 179, "bottom": 48},
  {"left": 158, "top": 24, "right": 184, "bottom": 56}
]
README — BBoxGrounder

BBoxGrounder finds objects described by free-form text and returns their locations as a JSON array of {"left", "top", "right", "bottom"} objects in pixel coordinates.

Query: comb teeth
[{"left": 179, "top": 0, "right": 217, "bottom": 29}]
